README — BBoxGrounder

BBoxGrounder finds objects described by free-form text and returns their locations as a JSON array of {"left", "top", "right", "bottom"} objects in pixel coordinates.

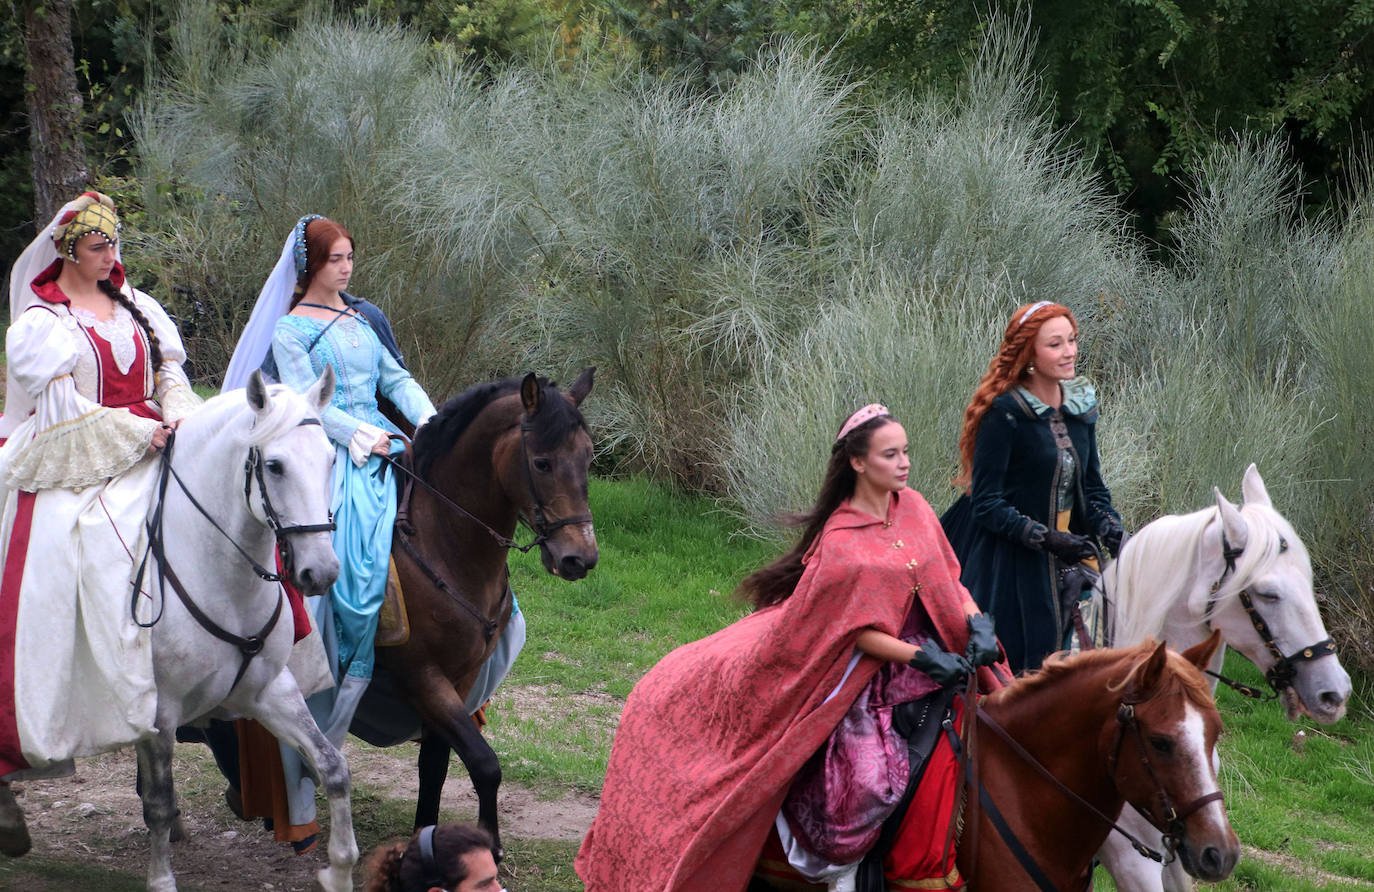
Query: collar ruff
[{"left": 1015, "top": 377, "right": 1098, "bottom": 417}]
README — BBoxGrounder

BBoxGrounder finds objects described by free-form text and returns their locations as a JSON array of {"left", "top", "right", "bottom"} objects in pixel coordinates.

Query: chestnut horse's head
[{"left": 1108, "top": 633, "right": 1240, "bottom": 883}]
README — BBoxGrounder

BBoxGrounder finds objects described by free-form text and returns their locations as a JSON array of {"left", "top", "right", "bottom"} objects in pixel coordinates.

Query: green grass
[{"left": 485, "top": 476, "right": 773, "bottom": 791}]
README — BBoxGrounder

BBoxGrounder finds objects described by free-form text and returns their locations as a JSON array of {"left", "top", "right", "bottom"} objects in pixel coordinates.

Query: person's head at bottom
[{"left": 364, "top": 823, "right": 502, "bottom": 892}]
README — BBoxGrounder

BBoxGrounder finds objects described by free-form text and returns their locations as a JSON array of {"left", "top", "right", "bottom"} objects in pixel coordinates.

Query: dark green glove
[
  {"left": 965, "top": 613, "right": 1000, "bottom": 668},
  {"left": 909, "top": 638, "right": 972, "bottom": 688}
]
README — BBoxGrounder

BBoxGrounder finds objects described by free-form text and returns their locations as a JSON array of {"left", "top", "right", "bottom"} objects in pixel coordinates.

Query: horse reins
[
  {"left": 381, "top": 418, "right": 589, "bottom": 643},
  {"left": 1202, "top": 528, "right": 1338, "bottom": 701},
  {"left": 130, "top": 420, "right": 336, "bottom": 692},
  {"left": 948, "top": 686, "right": 1219, "bottom": 892}
]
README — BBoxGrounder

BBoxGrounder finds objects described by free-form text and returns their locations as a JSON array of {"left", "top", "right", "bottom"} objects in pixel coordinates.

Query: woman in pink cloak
[{"left": 576, "top": 404, "right": 1007, "bottom": 891}]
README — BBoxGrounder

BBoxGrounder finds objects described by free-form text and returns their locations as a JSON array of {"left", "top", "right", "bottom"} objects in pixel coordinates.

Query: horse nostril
[
  {"left": 1320, "top": 690, "right": 1345, "bottom": 709},
  {"left": 560, "top": 555, "right": 586, "bottom": 578}
]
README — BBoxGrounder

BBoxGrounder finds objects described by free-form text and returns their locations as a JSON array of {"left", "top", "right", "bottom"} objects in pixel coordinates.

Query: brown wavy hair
[
  {"left": 737, "top": 411, "right": 896, "bottom": 609},
  {"left": 954, "top": 302, "right": 1077, "bottom": 487},
  {"left": 362, "top": 823, "right": 494, "bottom": 892},
  {"left": 290, "top": 218, "right": 354, "bottom": 308}
]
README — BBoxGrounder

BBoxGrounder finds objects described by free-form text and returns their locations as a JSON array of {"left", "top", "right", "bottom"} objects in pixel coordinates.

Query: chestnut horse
[
  {"left": 754, "top": 636, "right": 1238, "bottom": 891},
  {"left": 365, "top": 370, "right": 597, "bottom": 853}
]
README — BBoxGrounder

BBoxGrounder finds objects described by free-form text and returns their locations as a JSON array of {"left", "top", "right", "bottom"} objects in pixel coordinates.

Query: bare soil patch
[{"left": 3, "top": 737, "right": 596, "bottom": 891}]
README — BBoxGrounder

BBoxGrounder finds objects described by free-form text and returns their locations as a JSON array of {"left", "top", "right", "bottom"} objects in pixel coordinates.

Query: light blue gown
[{"left": 273, "top": 311, "right": 435, "bottom": 823}]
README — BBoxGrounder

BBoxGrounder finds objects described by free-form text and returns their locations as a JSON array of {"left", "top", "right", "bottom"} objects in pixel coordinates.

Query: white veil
[
  {"left": 221, "top": 227, "right": 299, "bottom": 391},
  {"left": 1, "top": 198, "right": 122, "bottom": 439}
]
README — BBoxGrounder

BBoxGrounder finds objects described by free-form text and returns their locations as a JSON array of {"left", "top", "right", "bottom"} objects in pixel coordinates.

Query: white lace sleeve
[{"left": 0, "top": 306, "right": 159, "bottom": 491}]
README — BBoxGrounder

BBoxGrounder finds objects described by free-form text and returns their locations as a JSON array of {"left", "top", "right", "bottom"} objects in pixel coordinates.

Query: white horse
[
  {"left": 1094, "top": 463, "right": 1352, "bottom": 892},
  {"left": 0, "top": 369, "right": 358, "bottom": 892}
]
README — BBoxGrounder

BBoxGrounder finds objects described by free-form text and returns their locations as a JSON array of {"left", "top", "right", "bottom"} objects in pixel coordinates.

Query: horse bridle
[
  {"left": 242, "top": 417, "right": 338, "bottom": 576},
  {"left": 381, "top": 417, "right": 590, "bottom": 643},
  {"left": 1202, "top": 529, "right": 1338, "bottom": 701},
  {"left": 960, "top": 688, "right": 1223, "bottom": 892},
  {"left": 131, "top": 418, "right": 337, "bottom": 692}
]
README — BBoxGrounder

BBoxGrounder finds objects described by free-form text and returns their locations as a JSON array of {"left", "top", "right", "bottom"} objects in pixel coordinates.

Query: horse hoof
[
  {"left": 0, "top": 823, "right": 30, "bottom": 857},
  {"left": 169, "top": 813, "right": 188, "bottom": 844},
  {"left": 225, "top": 785, "right": 247, "bottom": 821}
]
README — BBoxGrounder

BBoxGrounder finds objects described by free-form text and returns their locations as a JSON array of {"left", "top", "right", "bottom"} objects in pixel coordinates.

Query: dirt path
[{"left": 5, "top": 740, "right": 597, "bottom": 891}]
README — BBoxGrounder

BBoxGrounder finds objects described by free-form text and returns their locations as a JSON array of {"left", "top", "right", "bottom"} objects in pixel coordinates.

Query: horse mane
[
  {"left": 985, "top": 640, "right": 1216, "bottom": 713},
  {"left": 193, "top": 384, "right": 319, "bottom": 446},
  {"left": 1109, "top": 502, "right": 1302, "bottom": 645},
  {"left": 412, "top": 375, "right": 586, "bottom": 479}
]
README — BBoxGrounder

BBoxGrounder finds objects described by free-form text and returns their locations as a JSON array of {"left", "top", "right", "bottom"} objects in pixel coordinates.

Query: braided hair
[
  {"left": 98, "top": 278, "right": 165, "bottom": 372},
  {"left": 954, "top": 301, "right": 1076, "bottom": 487}
]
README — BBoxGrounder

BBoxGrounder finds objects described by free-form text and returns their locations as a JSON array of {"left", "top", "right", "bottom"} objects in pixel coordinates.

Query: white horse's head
[
  {"left": 241, "top": 368, "right": 340, "bottom": 597},
  {"left": 1205, "top": 464, "right": 1351, "bottom": 724}
]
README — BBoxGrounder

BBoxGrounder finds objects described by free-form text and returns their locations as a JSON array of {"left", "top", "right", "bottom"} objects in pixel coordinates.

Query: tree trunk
[{"left": 22, "top": 0, "right": 88, "bottom": 223}]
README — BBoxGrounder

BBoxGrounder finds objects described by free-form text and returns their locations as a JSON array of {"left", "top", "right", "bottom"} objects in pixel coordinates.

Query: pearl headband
[{"left": 836, "top": 403, "right": 890, "bottom": 442}]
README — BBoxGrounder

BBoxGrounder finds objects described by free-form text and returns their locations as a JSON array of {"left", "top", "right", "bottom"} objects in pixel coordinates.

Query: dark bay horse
[
  {"left": 368, "top": 370, "right": 597, "bottom": 852},
  {"left": 754, "top": 635, "right": 1239, "bottom": 891}
]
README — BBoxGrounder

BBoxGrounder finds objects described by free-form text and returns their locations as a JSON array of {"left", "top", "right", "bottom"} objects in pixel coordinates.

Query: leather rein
[
  {"left": 382, "top": 417, "right": 591, "bottom": 644},
  {"left": 130, "top": 419, "right": 337, "bottom": 692},
  {"left": 1201, "top": 529, "right": 1338, "bottom": 701}
]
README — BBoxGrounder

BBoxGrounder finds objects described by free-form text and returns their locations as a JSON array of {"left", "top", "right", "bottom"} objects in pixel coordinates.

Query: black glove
[
  {"left": 1043, "top": 529, "right": 1095, "bottom": 564},
  {"left": 1100, "top": 523, "right": 1124, "bottom": 558},
  {"left": 965, "top": 613, "right": 1000, "bottom": 668},
  {"left": 909, "top": 639, "right": 972, "bottom": 688}
]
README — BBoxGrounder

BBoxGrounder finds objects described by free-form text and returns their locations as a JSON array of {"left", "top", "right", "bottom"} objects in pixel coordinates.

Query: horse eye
[
  {"left": 1252, "top": 589, "right": 1280, "bottom": 603},
  {"left": 1279, "top": 537, "right": 1289, "bottom": 553},
  {"left": 533, "top": 457, "right": 553, "bottom": 473},
  {"left": 265, "top": 459, "right": 285, "bottom": 475},
  {"left": 1149, "top": 735, "right": 1174, "bottom": 756}
]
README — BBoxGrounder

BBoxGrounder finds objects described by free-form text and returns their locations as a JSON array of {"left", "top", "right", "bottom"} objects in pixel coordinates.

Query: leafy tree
[{"left": 806, "top": 1, "right": 1374, "bottom": 237}]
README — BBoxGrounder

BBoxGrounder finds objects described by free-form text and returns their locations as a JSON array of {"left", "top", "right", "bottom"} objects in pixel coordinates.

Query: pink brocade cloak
[{"left": 575, "top": 488, "right": 1000, "bottom": 891}]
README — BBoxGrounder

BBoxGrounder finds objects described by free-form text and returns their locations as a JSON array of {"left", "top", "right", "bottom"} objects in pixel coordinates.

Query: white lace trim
[
  {"left": 155, "top": 364, "right": 203, "bottom": 424},
  {"left": 70, "top": 305, "right": 139, "bottom": 375},
  {"left": 2, "top": 407, "right": 158, "bottom": 491}
]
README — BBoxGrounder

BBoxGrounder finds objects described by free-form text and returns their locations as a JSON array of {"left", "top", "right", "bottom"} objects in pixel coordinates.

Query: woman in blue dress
[{"left": 220, "top": 215, "right": 527, "bottom": 850}]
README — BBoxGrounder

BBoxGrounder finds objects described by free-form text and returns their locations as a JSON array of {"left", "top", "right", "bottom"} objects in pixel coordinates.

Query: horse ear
[
  {"left": 521, "top": 372, "right": 541, "bottom": 414},
  {"left": 1240, "top": 463, "right": 1272, "bottom": 508},
  {"left": 1181, "top": 630, "right": 1222, "bottom": 671},
  {"left": 569, "top": 366, "right": 595, "bottom": 407},
  {"left": 1213, "top": 487, "right": 1248, "bottom": 555},
  {"left": 307, "top": 364, "right": 336, "bottom": 413},
  {"left": 1131, "top": 639, "right": 1170, "bottom": 700},
  {"left": 246, "top": 369, "right": 270, "bottom": 414}
]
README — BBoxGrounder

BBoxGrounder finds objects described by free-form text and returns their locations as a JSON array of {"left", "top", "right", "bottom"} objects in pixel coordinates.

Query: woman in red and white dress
[{"left": 0, "top": 192, "right": 200, "bottom": 781}]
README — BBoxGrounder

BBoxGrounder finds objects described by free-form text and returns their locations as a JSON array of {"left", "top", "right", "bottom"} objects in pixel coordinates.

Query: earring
[{"left": 1027, "top": 363, "right": 1036, "bottom": 373}]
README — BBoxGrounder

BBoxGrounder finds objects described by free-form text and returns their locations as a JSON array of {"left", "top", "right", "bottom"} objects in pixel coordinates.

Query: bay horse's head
[
  {"left": 512, "top": 369, "right": 598, "bottom": 579},
  {"left": 1208, "top": 463, "right": 1351, "bottom": 723},
  {"left": 1107, "top": 634, "right": 1239, "bottom": 882},
  {"left": 413, "top": 368, "right": 598, "bottom": 580},
  {"left": 243, "top": 368, "right": 341, "bottom": 596}
]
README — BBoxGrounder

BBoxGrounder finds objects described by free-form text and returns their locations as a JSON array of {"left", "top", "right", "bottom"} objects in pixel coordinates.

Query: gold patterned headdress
[{"left": 51, "top": 191, "right": 120, "bottom": 261}]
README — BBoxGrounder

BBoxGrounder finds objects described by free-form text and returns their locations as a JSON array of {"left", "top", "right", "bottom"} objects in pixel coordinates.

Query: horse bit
[
  {"left": 131, "top": 419, "right": 336, "bottom": 691},
  {"left": 1202, "top": 530, "right": 1338, "bottom": 700}
]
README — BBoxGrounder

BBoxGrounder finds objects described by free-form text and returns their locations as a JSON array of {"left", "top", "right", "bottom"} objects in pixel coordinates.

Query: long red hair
[{"left": 954, "top": 301, "right": 1077, "bottom": 487}]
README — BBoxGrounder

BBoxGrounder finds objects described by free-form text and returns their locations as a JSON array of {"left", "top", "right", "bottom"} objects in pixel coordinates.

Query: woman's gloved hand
[
  {"left": 1100, "top": 523, "right": 1124, "bottom": 558},
  {"left": 909, "top": 639, "right": 973, "bottom": 688},
  {"left": 965, "top": 613, "right": 1001, "bottom": 668},
  {"left": 1043, "top": 529, "right": 1095, "bottom": 563}
]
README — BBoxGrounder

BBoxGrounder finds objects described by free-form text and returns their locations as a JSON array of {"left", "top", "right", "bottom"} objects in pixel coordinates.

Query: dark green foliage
[{"left": 805, "top": 1, "right": 1374, "bottom": 238}]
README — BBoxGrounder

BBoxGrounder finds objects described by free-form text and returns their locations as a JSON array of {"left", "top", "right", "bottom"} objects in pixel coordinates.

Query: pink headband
[
  {"left": 1017, "top": 300, "right": 1053, "bottom": 327},
  {"left": 837, "top": 403, "right": 890, "bottom": 441}
]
